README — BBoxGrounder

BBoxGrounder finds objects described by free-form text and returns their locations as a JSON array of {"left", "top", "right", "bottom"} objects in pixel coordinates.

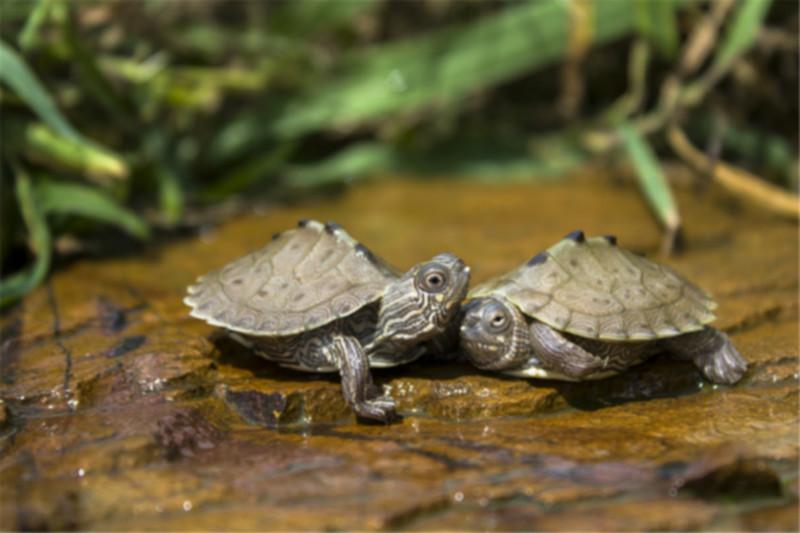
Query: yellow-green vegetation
[{"left": 0, "top": 0, "right": 796, "bottom": 305}]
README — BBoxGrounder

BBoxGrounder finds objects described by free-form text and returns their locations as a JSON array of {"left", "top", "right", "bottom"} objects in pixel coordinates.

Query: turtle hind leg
[
  {"left": 666, "top": 327, "right": 747, "bottom": 385},
  {"left": 327, "top": 335, "right": 397, "bottom": 422}
]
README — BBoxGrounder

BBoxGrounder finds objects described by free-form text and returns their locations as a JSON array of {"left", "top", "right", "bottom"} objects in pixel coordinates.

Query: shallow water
[{"left": 1, "top": 169, "right": 798, "bottom": 530}]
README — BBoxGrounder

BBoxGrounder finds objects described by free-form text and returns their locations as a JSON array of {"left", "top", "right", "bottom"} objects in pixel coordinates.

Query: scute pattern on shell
[
  {"left": 184, "top": 220, "right": 398, "bottom": 336},
  {"left": 469, "top": 236, "right": 717, "bottom": 341}
]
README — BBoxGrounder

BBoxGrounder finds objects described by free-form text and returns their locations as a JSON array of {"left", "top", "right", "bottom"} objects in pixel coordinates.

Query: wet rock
[
  {"left": 154, "top": 410, "right": 224, "bottom": 460},
  {"left": 221, "top": 387, "right": 294, "bottom": 426},
  {"left": 1, "top": 172, "right": 797, "bottom": 530},
  {"left": 681, "top": 457, "right": 784, "bottom": 500},
  {"left": 388, "top": 365, "right": 566, "bottom": 419},
  {"left": 740, "top": 503, "right": 799, "bottom": 531}
]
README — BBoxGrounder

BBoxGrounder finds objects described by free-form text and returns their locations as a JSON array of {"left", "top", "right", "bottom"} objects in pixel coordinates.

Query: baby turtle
[
  {"left": 185, "top": 219, "right": 470, "bottom": 421},
  {"left": 459, "top": 231, "right": 747, "bottom": 384}
]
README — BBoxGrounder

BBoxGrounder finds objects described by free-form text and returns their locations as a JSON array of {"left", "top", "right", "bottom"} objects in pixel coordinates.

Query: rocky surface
[{"left": 1, "top": 170, "right": 798, "bottom": 530}]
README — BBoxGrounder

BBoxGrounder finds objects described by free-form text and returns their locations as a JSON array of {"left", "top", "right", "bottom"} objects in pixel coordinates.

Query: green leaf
[
  {"left": 618, "top": 122, "right": 681, "bottom": 233},
  {"left": 18, "top": 0, "right": 52, "bottom": 51},
  {"left": 35, "top": 181, "right": 149, "bottom": 240},
  {"left": 155, "top": 165, "right": 184, "bottom": 226},
  {"left": 714, "top": 0, "right": 772, "bottom": 70},
  {"left": 203, "top": 141, "right": 297, "bottom": 200},
  {"left": 215, "top": 0, "right": 640, "bottom": 158},
  {"left": 634, "top": 0, "right": 678, "bottom": 58},
  {"left": 0, "top": 168, "right": 52, "bottom": 307},
  {"left": 285, "top": 143, "right": 395, "bottom": 188},
  {"left": 270, "top": 0, "right": 380, "bottom": 37},
  {"left": 0, "top": 39, "right": 80, "bottom": 140},
  {"left": 19, "top": 122, "right": 129, "bottom": 183}
]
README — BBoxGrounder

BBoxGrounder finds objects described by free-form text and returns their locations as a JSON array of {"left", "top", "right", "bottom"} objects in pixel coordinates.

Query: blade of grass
[
  {"left": 155, "top": 164, "right": 184, "bottom": 226},
  {"left": 35, "top": 180, "right": 149, "bottom": 239},
  {"left": 269, "top": 0, "right": 380, "bottom": 37},
  {"left": 0, "top": 39, "right": 80, "bottom": 140},
  {"left": 284, "top": 143, "right": 395, "bottom": 188},
  {"left": 19, "top": 122, "right": 129, "bottom": 184},
  {"left": 713, "top": 0, "right": 772, "bottom": 71},
  {"left": 618, "top": 122, "right": 681, "bottom": 253},
  {"left": 202, "top": 141, "right": 297, "bottom": 200},
  {"left": 18, "top": 0, "right": 52, "bottom": 50},
  {"left": 271, "top": 0, "right": 634, "bottom": 137},
  {"left": 62, "top": 6, "right": 132, "bottom": 126},
  {"left": 214, "top": 0, "right": 641, "bottom": 160},
  {"left": 0, "top": 167, "right": 52, "bottom": 307},
  {"left": 634, "top": 0, "right": 679, "bottom": 58}
]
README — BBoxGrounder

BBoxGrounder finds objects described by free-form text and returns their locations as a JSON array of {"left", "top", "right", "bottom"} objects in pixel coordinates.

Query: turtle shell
[
  {"left": 184, "top": 220, "right": 399, "bottom": 336},
  {"left": 468, "top": 232, "right": 717, "bottom": 341}
]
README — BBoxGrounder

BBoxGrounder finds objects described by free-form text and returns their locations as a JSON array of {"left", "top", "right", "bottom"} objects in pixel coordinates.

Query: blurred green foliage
[{"left": 0, "top": 0, "right": 796, "bottom": 305}]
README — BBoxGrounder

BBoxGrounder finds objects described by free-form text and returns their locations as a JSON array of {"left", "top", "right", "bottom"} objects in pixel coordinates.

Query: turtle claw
[
  {"left": 667, "top": 328, "right": 748, "bottom": 385},
  {"left": 354, "top": 396, "right": 398, "bottom": 422},
  {"left": 699, "top": 334, "right": 748, "bottom": 385}
]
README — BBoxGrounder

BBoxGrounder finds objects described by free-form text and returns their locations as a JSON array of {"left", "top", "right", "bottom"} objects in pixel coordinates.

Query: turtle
[
  {"left": 459, "top": 231, "right": 747, "bottom": 384},
  {"left": 184, "top": 219, "right": 470, "bottom": 421}
]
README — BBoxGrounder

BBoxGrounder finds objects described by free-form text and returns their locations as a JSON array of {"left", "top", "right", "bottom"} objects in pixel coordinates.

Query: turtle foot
[
  {"left": 353, "top": 396, "right": 398, "bottom": 422},
  {"left": 698, "top": 333, "right": 748, "bottom": 385}
]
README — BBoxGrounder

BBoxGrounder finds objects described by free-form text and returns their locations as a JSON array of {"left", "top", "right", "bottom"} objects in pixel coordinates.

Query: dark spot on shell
[
  {"left": 355, "top": 243, "right": 378, "bottom": 265},
  {"left": 603, "top": 235, "right": 618, "bottom": 245},
  {"left": 198, "top": 303, "right": 210, "bottom": 311},
  {"left": 564, "top": 230, "right": 585, "bottom": 243},
  {"left": 627, "top": 268, "right": 637, "bottom": 275},
  {"left": 280, "top": 281, "right": 289, "bottom": 289},
  {"left": 548, "top": 272, "right": 558, "bottom": 279},
  {"left": 298, "top": 219, "right": 310, "bottom": 227},
  {"left": 295, "top": 292, "right": 305, "bottom": 302},
  {"left": 257, "top": 289, "right": 269, "bottom": 297},
  {"left": 527, "top": 251, "right": 549, "bottom": 266},
  {"left": 271, "top": 232, "right": 282, "bottom": 240},
  {"left": 324, "top": 221, "right": 341, "bottom": 234},
  {"left": 232, "top": 279, "right": 244, "bottom": 285},
  {"left": 569, "top": 260, "right": 579, "bottom": 267},
  {"left": 638, "top": 323, "right": 649, "bottom": 330}
]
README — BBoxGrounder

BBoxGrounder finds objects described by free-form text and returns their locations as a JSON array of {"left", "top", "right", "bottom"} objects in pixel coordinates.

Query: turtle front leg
[
  {"left": 527, "top": 322, "right": 610, "bottom": 380},
  {"left": 327, "top": 335, "right": 397, "bottom": 422},
  {"left": 664, "top": 327, "right": 747, "bottom": 384}
]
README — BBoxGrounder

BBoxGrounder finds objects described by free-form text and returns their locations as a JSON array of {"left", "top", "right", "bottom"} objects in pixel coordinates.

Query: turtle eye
[
  {"left": 483, "top": 302, "right": 511, "bottom": 332},
  {"left": 490, "top": 313, "right": 506, "bottom": 329},
  {"left": 417, "top": 264, "right": 449, "bottom": 293}
]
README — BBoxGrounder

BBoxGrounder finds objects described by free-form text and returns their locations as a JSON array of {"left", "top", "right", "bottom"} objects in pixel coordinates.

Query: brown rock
[{"left": 2, "top": 172, "right": 797, "bottom": 530}]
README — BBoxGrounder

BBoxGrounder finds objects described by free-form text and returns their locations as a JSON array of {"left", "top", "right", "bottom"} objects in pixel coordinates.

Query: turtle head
[
  {"left": 459, "top": 296, "right": 531, "bottom": 371},
  {"left": 375, "top": 253, "right": 470, "bottom": 344}
]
